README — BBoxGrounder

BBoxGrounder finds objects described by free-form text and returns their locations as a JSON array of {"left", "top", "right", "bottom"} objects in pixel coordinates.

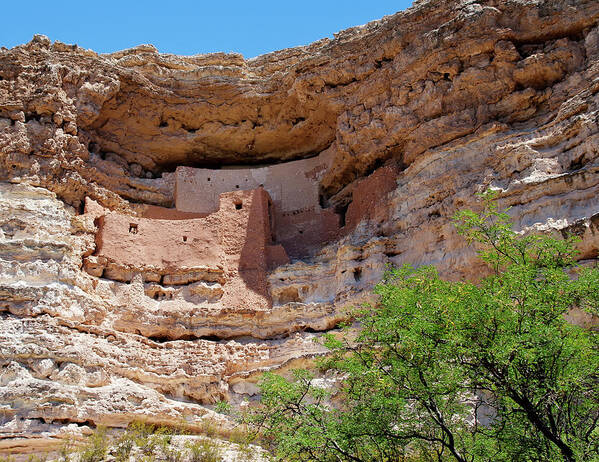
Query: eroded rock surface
[{"left": 1, "top": 0, "right": 599, "bottom": 456}]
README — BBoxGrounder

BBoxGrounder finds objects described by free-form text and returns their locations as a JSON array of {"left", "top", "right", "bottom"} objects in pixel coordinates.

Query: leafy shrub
[
  {"left": 185, "top": 438, "right": 222, "bottom": 462},
  {"left": 113, "top": 429, "right": 135, "bottom": 462},
  {"left": 58, "top": 437, "right": 77, "bottom": 462},
  {"left": 27, "top": 455, "right": 48, "bottom": 462},
  {"left": 79, "top": 426, "right": 109, "bottom": 462},
  {"left": 215, "top": 401, "right": 232, "bottom": 416},
  {"left": 248, "top": 190, "right": 599, "bottom": 462}
]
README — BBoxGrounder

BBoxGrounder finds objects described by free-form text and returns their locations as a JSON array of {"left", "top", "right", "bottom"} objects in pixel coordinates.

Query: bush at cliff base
[{"left": 246, "top": 190, "right": 599, "bottom": 462}]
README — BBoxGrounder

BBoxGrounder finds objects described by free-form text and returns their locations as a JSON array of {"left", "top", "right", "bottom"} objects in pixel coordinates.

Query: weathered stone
[{"left": 1, "top": 0, "right": 599, "bottom": 457}]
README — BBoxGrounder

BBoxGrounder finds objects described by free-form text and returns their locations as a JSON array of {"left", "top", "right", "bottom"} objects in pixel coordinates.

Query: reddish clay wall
[
  {"left": 139, "top": 204, "right": 209, "bottom": 220},
  {"left": 174, "top": 152, "right": 341, "bottom": 258},
  {"left": 95, "top": 213, "right": 223, "bottom": 272},
  {"left": 167, "top": 162, "right": 399, "bottom": 260},
  {"left": 215, "top": 188, "right": 275, "bottom": 307},
  {"left": 266, "top": 244, "right": 290, "bottom": 270},
  {"left": 275, "top": 207, "right": 340, "bottom": 258},
  {"left": 344, "top": 164, "right": 399, "bottom": 231},
  {"left": 272, "top": 163, "right": 399, "bottom": 257},
  {"left": 85, "top": 162, "right": 400, "bottom": 294},
  {"left": 85, "top": 188, "right": 286, "bottom": 310}
]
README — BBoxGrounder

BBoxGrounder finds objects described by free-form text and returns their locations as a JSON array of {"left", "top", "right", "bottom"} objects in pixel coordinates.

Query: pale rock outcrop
[{"left": 1, "top": 0, "right": 599, "bottom": 456}]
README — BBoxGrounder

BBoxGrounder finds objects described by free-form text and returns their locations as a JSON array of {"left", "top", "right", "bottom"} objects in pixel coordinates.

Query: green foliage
[
  {"left": 2, "top": 454, "right": 48, "bottom": 462},
  {"left": 229, "top": 425, "right": 259, "bottom": 462},
  {"left": 229, "top": 425, "right": 252, "bottom": 445},
  {"left": 58, "top": 437, "right": 77, "bottom": 461},
  {"left": 15, "top": 419, "right": 238, "bottom": 462},
  {"left": 215, "top": 401, "right": 233, "bottom": 416},
  {"left": 45, "top": 421, "right": 188, "bottom": 462},
  {"left": 163, "top": 445, "right": 184, "bottom": 462},
  {"left": 113, "top": 428, "right": 135, "bottom": 462},
  {"left": 249, "top": 191, "right": 599, "bottom": 462},
  {"left": 129, "top": 421, "right": 160, "bottom": 454},
  {"left": 185, "top": 438, "right": 223, "bottom": 462},
  {"left": 112, "top": 421, "right": 160, "bottom": 461},
  {"left": 27, "top": 455, "right": 48, "bottom": 462},
  {"left": 110, "top": 421, "right": 171, "bottom": 457},
  {"left": 79, "top": 426, "right": 109, "bottom": 462}
]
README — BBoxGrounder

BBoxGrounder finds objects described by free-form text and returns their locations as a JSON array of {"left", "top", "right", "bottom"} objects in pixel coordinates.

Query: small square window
[
  {"left": 235, "top": 202, "right": 243, "bottom": 210},
  {"left": 129, "top": 223, "right": 138, "bottom": 234}
]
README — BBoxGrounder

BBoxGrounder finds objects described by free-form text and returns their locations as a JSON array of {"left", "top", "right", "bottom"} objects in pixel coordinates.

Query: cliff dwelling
[
  {"left": 2, "top": 0, "right": 599, "bottom": 456},
  {"left": 83, "top": 150, "right": 399, "bottom": 311}
]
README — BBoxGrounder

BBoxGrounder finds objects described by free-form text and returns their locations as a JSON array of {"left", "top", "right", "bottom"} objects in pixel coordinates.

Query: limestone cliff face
[{"left": 1, "top": 0, "right": 599, "bottom": 455}]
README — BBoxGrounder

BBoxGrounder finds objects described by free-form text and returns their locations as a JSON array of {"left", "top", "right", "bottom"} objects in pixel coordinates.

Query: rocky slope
[{"left": 1, "top": 0, "right": 599, "bottom": 456}]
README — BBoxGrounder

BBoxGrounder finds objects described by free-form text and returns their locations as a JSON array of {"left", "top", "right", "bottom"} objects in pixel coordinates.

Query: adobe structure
[
  {"left": 175, "top": 150, "right": 340, "bottom": 257},
  {"left": 83, "top": 150, "right": 400, "bottom": 309},
  {"left": 84, "top": 187, "right": 289, "bottom": 310},
  {"left": 4, "top": 1, "right": 599, "bottom": 454}
]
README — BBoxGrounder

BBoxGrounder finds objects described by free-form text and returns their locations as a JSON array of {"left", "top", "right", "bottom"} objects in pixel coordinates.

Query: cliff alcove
[{"left": 1, "top": 0, "right": 599, "bottom": 456}]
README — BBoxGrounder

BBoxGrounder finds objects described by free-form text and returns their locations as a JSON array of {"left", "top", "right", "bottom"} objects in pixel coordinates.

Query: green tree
[{"left": 248, "top": 191, "right": 599, "bottom": 462}]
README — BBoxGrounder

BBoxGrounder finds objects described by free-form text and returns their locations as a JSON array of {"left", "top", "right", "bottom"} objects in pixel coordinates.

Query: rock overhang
[{"left": 2, "top": 0, "right": 599, "bottom": 455}]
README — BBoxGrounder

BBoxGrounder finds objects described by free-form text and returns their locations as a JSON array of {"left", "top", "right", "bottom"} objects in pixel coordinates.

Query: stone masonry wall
[
  {"left": 174, "top": 151, "right": 333, "bottom": 215},
  {"left": 175, "top": 151, "right": 341, "bottom": 257},
  {"left": 2, "top": 0, "right": 599, "bottom": 455},
  {"left": 84, "top": 187, "right": 287, "bottom": 312}
]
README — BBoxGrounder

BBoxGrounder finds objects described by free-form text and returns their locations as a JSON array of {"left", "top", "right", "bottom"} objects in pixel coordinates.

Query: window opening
[{"left": 353, "top": 267, "right": 362, "bottom": 282}]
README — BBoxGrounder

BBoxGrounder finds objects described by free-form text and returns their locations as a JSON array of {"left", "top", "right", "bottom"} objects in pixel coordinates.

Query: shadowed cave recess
[{"left": 1, "top": 0, "right": 599, "bottom": 455}]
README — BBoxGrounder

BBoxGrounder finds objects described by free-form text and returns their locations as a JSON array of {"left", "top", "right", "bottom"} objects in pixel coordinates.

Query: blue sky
[{"left": 1, "top": 1, "right": 413, "bottom": 58}]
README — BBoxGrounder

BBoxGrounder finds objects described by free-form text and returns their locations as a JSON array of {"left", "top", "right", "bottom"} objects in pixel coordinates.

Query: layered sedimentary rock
[{"left": 1, "top": 0, "right": 599, "bottom": 456}]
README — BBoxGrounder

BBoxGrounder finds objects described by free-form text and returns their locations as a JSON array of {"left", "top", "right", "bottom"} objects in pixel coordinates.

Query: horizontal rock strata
[{"left": 1, "top": 0, "right": 599, "bottom": 456}]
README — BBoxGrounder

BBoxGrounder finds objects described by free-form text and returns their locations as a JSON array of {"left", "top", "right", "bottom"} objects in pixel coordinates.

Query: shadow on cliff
[{"left": 236, "top": 188, "right": 274, "bottom": 309}]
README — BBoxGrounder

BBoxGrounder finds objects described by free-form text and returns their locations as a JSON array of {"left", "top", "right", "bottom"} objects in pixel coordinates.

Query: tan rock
[{"left": 1, "top": 0, "right": 599, "bottom": 456}]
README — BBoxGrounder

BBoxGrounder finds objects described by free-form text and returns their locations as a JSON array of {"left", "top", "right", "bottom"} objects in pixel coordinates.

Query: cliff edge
[{"left": 1, "top": 0, "right": 599, "bottom": 456}]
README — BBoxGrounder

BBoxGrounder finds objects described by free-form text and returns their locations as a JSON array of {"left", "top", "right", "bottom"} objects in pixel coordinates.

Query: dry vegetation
[{"left": 0, "top": 421, "right": 263, "bottom": 462}]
